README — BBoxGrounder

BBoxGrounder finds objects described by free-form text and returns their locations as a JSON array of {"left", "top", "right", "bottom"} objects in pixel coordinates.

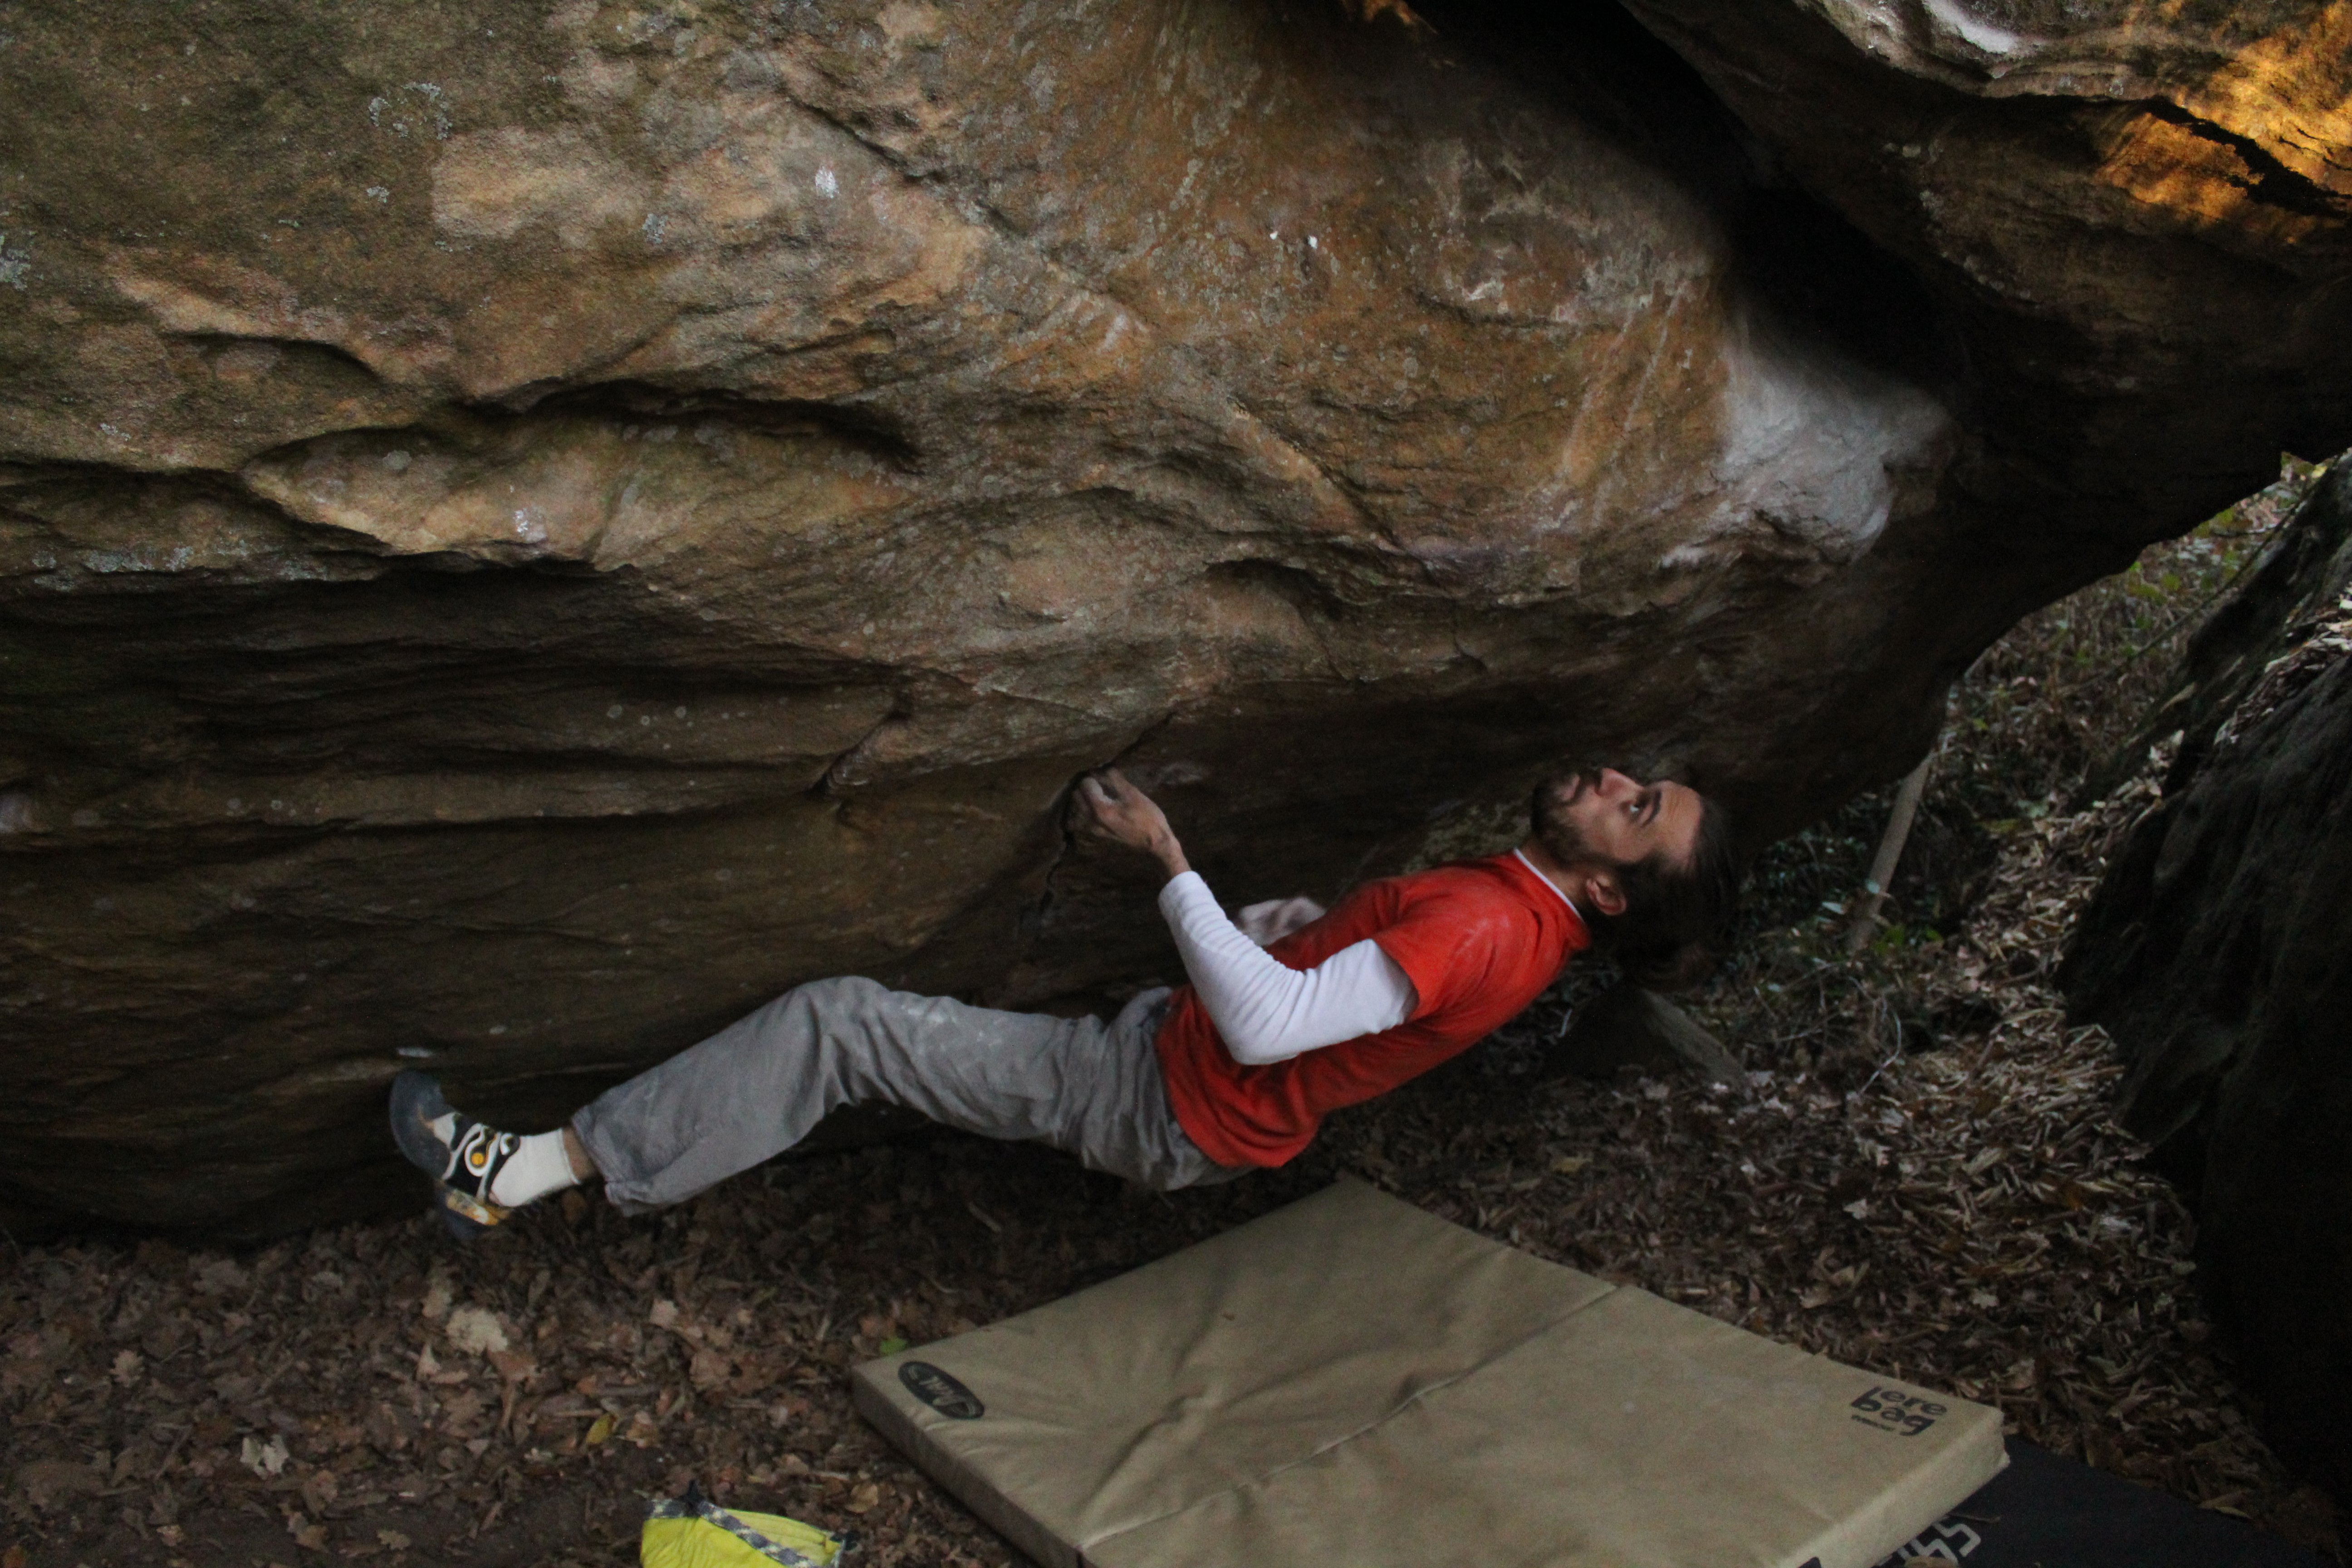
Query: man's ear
[{"left": 1584, "top": 870, "right": 1627, "bottom": 918}]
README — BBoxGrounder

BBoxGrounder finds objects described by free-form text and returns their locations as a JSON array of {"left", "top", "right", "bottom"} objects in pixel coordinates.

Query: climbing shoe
[{"left": 389, "top": 1069, "right": 518, "bottom": 1241}]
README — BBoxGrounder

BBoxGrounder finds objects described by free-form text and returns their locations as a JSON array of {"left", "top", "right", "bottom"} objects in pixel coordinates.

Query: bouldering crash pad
[
  {"left": 852, "top": 1179, "right": 2004, "bottom": 1568},
  {"left": 1870, "top": 1440, "right": 2332, "bottom": 1568}
]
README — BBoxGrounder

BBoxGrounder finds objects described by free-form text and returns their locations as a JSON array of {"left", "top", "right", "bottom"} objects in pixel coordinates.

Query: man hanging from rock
[{"left": 391, "top": 766, "right": 1739, "bottom": 1237}]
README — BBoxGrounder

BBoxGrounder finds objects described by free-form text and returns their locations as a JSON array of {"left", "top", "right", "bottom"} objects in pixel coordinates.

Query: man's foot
[{"left": 389, "top": 1071, "right": 526, "bottom": 1240}]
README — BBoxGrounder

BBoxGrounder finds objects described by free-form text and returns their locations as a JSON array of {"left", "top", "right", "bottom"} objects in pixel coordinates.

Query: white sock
[{"left": 487, "top": 1130, "right": 580, "bottom": 1207}]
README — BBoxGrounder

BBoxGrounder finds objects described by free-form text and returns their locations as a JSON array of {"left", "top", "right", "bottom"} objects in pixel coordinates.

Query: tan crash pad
[{"left": 853, "top": 1179, "right": 2003, "bottom": 1568}]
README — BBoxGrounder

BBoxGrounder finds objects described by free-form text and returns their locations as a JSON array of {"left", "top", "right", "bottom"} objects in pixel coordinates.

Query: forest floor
[{"left": 5, "top": 461, "right": 2345, "bottom": 1567}]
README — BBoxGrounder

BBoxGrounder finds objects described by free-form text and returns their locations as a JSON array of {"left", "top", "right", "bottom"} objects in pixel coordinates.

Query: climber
[{"left": 390, "top": 764, "right": 1738, "bottom": 1236}]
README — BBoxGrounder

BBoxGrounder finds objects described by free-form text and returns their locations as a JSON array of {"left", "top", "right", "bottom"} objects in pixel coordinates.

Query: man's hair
[{"left": 1532, "top": 777, "right": 1741, "bottom": 990}]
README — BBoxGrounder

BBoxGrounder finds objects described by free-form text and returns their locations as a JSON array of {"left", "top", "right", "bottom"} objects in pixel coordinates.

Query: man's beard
[{"left": 1532, "top": 771, "right": 1602, "bottom": 864}]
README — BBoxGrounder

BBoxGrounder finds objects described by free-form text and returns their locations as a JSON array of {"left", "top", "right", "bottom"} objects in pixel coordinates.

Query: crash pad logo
[
  {"left": 900, "top": 1361, "right": 984, "bottom": 1420},
  {"left": 1849, "top": 1384, "right": 1945, "bottom": 1437}
]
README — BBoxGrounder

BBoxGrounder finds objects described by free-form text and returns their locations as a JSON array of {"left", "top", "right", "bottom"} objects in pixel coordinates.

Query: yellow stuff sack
[{"left": 640, "top": 1482, "right": 848, "bottom": 1568}]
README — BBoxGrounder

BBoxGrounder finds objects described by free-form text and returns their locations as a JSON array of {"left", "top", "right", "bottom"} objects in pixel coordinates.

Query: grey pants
[{"left": 571, "top": 977, "right": 1247, "bottom": 1211}]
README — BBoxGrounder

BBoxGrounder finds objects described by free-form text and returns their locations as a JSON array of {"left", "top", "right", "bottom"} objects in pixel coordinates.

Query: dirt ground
[{"left": 5, "top": 465, "right": 2345, "bottom": 1567}]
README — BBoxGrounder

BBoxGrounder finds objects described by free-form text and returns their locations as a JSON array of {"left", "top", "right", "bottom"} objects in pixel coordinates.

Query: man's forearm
[{"left": 1148, "top": 832, "right": 1191, "bottom": 882}]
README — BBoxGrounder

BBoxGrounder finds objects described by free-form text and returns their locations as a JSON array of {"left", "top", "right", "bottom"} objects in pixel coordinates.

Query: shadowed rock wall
[
  {"left": 2063, "top": 460, "right": 2352, "bottom": 1505},
  {"left": 0, "top": 0, "right": 2346, "bottom": 1235}
]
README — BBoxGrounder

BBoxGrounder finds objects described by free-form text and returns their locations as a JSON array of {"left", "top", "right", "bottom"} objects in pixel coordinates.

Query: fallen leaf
[
  {"left": 648, "top": 1299, "right": 680, "bottom": 1329},
  {"left": 240, "top": 1434, "right": 290, "bottom": 1479},
  {"left": 445, "top": 1304, "right": 509, "bottom": 1356},
  {"left": 16, "top": 1458, "right": 104, "bottom": 1510},
  {"left": 194, "top": 1258, "right": 250, "bottom": 1296},
  {"left": 584, "top": 1413, "right": 615, "bottom": 1446},
  {"left": 377, "top": 1529, "right": 412, "bottom": 1551},
  {"left": 847, "top": 1481, "right": 882, "bottom": 1514},
  {"left": 690, "top": 1347, "right": 734, "bottom": 1390}
]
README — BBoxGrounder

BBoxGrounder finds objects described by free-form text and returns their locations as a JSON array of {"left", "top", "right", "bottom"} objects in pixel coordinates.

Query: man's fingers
[{"left": 1075, "top": 773, "right": 1123, "bottom": 834}]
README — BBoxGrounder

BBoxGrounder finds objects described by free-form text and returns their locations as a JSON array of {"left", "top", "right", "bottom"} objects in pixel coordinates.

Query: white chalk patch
[
  {"left": 1691, "top": 307, "right": 1954, "bottom": 567},
  {"left": 1921, "top": 0, "right": 2026, "bottom": 57}
]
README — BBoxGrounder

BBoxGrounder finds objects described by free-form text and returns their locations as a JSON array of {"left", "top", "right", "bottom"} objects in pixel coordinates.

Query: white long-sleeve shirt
[
  {"left": 1156, "top": 872, "right": 1416, "bottom": 1065},
  {"left": 1155, "top": 853, "right": 1583, "bottom": 1068}
]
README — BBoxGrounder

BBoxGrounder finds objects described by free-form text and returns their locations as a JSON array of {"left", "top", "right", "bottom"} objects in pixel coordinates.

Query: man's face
[{"left": 1537, "top": 769, "right": 1705, "bottom": 872}]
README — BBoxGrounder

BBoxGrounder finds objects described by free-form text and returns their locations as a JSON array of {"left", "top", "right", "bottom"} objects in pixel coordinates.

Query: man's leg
[
  {"left": 575, "top": 975, "right": 1073, "bottom": 1210},
  {"left": 1040, "top": 985, "right": 1251, "bottom": 1196},
  {"left": 577, "top": 976, "right": 1244, "bottom": 1208},
  {"left": 394, "top": 975, "right": 1244, "bottom": 1234}
]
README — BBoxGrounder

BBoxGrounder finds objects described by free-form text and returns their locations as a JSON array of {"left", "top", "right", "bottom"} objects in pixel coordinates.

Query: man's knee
[{"left": 771, "top": 973, "right": 891, "bottom": 1019}]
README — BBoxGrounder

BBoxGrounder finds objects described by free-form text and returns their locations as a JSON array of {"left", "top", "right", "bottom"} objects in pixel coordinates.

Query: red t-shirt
[{"left": 1154, "top": 852, "right": 1589, "bottom": 1168}]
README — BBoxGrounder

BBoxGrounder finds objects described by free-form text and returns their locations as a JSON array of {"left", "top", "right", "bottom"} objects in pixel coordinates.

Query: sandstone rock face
[
  {"left": 2063, "top": 461, "right": 2352, "bottom": 1505},
  {"left": 1622, "top": 0, "right": 2352, "bottom": 534},
  {"left": 0, "top": 0, "right": 2344, "bottom": 1234}
]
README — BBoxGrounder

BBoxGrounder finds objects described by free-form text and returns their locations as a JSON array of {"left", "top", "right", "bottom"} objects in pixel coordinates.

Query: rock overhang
[{"left": 0, "top": 0, "right": 2345, "bottom": 1233}]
